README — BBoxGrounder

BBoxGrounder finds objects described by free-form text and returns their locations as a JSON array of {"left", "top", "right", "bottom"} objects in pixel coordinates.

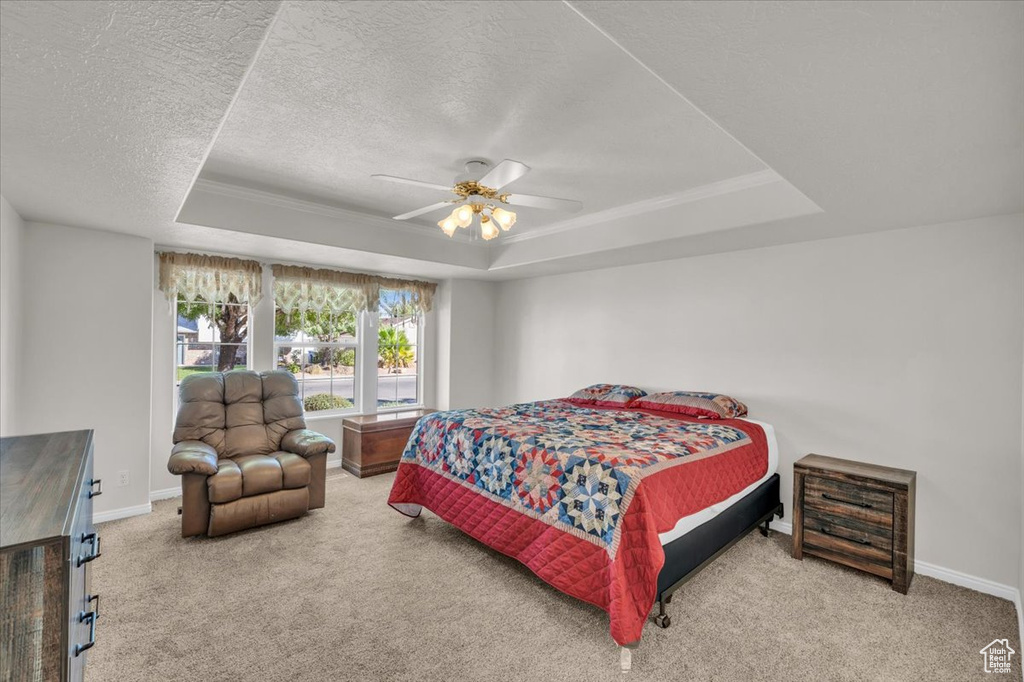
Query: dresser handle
[
  {"left": 821, "top": 493, "right": 873, "bottom": 509},
  {"left": 77, "top": 533, "right": 102, "bottom": 567},
  {"left": 820, "top": 527, "right": 872, "bottom": 546},
  {"left": 88, "top": 478, "right": 102, "bottom": 498},
  {"left": 74, "top": 610, "right": 97, "bottom": 655},
  {"left": 87, "top": 593, "right": 100, "bottom": 619}
]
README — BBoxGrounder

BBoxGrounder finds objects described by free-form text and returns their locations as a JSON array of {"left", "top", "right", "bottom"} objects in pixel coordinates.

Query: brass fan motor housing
[{"left": 452, "top": 181, "right": 511, "bottom": 204}]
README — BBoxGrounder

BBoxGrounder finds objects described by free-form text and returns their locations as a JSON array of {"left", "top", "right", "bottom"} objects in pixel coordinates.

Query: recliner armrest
[
  {"left": 281, "top": 429, "right": 336, "bottom": 458},
  {"left": 168, "top": 440, "right": 219, "bottom": 476}
]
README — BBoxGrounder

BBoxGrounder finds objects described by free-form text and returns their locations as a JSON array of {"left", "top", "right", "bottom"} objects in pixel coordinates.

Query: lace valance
[
  {"left": 271, "top": 265, "right": 436, "bottom": 316},
  {"left": 158, "top": 252, "right": 262, "bottom": 309}
]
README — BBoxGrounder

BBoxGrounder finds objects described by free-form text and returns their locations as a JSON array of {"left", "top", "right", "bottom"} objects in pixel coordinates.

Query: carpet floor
[{"left": 88, "top": 470, "right": 1020, "bottom": 681}]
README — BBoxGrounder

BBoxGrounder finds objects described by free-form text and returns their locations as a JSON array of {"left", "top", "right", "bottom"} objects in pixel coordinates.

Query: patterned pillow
[
  {"left": 632, "top": 391, "right": 747, "bottom": 419},
  {"left": 565, "top": 384, "right": 647, "bottom": 408}
]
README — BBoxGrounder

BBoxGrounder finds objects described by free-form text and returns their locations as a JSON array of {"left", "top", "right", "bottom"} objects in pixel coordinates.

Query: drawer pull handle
[
  {"left": 88, "top": 478, "right": 102, "bottom": 498},
  {"left": 77, "top": 533, "right": 101, "bottom": 567},
  {"left": 74, "top": 610, "right": 97, "bottom": 655},
  {"left": 820, "top": 527, "right": 872, "bottom": 546},
  {"left": 821, "top": 493, "right": 873, "bottom": 509},
  {"left": 87, "top": 593, "right": 100, "bottom": 619}
]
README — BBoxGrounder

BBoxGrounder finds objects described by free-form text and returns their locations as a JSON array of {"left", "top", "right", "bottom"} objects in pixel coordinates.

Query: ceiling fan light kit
[
  {"left": 438, "top": 202, "right": 515, "bottom": 241},
  {"left": 372, "top": 159, "right": 582, "bottom": 240}
]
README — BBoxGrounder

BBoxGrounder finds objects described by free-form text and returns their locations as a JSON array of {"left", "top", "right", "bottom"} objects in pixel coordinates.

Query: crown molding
[
  {"left": 501, "top": 169, "right": 785, "bottom": 244},
  {"left": 190, "top": 178, "right": 481, "bottom": 245}
]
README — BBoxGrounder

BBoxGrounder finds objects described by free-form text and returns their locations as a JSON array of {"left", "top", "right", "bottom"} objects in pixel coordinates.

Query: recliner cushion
[
  {"left": 175, "top": 371, "right": 308, "bottom": 458},
  {"left": 208, "top": 452, "right": 310, "bottom": 503},
  {"left": 208, "top": 459, "right": 243, "bottom": 504},
  {"left": 274, "top": 452, "right": 312, "bottom": 489},
  {"left": 235, "top": 454, "right": 284, "bottom": 497}
]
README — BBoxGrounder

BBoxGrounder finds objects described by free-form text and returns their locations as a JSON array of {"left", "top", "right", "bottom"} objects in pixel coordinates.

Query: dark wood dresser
[
  {"left": 342, "top": 409, "right": 433, "bottom": 478},
  {"left": 1, "top": 431, "right": 101, "bottom": 681},
  {"left": 793, "top": 454, "right": 915, "bottom": 593}
]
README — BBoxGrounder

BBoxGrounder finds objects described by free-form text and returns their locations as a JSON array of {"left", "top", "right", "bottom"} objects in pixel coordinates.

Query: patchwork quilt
[{"left": 387, "top": 399, "right": 768, "bottom": 645}]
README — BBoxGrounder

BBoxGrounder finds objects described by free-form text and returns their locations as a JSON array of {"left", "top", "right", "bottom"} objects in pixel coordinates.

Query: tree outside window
[
  {"left": 378, "top": 290, "right": 420, "bottom": 408},
  {"left": 176, "top": 294, "right": 249, "bottom": 384}
]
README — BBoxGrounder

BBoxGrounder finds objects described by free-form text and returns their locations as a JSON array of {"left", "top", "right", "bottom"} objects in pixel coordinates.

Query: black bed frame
[{"left": 652, "top": 473, "right": 783, "bottom": 628}]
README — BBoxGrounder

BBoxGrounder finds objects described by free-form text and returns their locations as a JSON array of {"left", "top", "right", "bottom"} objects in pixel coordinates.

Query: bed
[{"left": 387, "top": 398, "right": 781, "bottom": 665}]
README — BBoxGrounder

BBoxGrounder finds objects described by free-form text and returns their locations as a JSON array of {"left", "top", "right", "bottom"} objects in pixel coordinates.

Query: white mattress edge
[{"left": 657, "top": 418, "right": 779, "bottom": 546}]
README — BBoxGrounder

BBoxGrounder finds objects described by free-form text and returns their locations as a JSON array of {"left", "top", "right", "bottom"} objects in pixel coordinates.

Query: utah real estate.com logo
[{"left": 980, "top": 639, "right": 1015, "bottom": 674}]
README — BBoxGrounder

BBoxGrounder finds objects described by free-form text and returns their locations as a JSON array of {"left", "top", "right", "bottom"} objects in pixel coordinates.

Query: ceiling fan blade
[
  {"left": 478, "top": 159, "right": 530, "bottom": 191},
  {"left": 392, "top": 202, "right": 453, "bottom": 220},
  {"left": 504, "top": 193, "right": 583, "bottom": 212},
  {"left": 371, "top": 174, "right": 453, "bottom": 193}
]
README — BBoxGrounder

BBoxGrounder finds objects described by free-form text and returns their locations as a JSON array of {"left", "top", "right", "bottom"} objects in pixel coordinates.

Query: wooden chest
[
  {"left": 342, "top": 409, "right": 433, "bottom": 478},
  {"left": 1, "top": 430, "right": 101, "bottom": 682},
  {"left": 792, "top": 454, "right": 916, "bottom": 593}
]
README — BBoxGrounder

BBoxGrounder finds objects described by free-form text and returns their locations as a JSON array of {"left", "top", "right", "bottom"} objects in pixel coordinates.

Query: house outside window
[{"left": 175, "top": 296, "right": 250, "bottom": 389}]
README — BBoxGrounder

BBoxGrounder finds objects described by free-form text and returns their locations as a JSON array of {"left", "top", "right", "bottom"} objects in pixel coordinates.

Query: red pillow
[{"left": 632, "top": 391, "right": 747, "bottom": 419}]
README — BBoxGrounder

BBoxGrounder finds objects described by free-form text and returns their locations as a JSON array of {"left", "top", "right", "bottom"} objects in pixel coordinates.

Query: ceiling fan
[{"left": 372, "top": 159, "right": 582, "bottom": 240}]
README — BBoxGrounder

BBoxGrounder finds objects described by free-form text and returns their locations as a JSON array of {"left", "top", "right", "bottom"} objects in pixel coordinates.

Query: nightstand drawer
[
  {"left": 803, "top": 506, "right": 892, "bottom": 560},
  {"left": 804, "top": 475, "right": 893, "bottom": 526}
]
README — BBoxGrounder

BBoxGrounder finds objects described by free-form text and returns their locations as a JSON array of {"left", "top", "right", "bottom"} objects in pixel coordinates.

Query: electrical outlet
[{"left": 117, "top": 470, "right": 130, "bottom": 487}]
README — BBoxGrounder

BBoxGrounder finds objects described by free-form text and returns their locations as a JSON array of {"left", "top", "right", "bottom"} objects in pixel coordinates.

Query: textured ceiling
[
  {"left": 0, "top": 1, "right": 1021, "bottom": 280},
  {"left": 0, "top": 0, "right": 279, "bottom": 235},
  {"left": 199, "top": 0, "right": 767, "bottom": 233}
]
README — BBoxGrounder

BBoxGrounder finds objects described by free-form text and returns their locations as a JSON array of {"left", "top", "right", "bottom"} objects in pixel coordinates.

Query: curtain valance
[
  {"left": 158, "top": 252, "right": 263, "bottom": 309},
  {"left": 271, "top": 264, "right": 436, "bottom": 316}
]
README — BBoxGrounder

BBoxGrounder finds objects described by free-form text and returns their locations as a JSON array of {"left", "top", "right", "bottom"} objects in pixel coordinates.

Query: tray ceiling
[{"left": 1, "top": 1, "right": 1020, "bottom": 280}]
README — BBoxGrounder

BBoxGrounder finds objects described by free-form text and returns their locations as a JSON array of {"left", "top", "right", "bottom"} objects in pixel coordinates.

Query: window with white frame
[
  {"left": 377, "top": 288, "right": 422, "bottom": 409},
  {"left": 274, "top": 306, "right": 359, "bottom": 415},
  {"left": 175, "top": 295, "right": 251, "bottom": 390}
]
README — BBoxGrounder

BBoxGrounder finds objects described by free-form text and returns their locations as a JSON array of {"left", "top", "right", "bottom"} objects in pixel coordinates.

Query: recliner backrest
[{"left": 173, "top": 370, "right": 306, "bottom": 458}]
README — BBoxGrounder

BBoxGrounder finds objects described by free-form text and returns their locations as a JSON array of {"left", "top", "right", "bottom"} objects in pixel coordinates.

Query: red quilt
[{"left": 387, "top": 399, "right": 768, "bottom": 645}]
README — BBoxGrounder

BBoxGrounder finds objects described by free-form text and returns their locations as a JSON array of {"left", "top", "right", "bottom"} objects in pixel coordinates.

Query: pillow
[
  {"left": 565, "top": 384, "right": 647, "bottom": 408},
  {"left": 632, "top": 391, "right": 747, "bottom": 419}
]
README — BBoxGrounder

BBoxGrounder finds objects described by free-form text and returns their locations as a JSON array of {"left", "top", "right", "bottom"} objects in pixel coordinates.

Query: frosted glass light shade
[
  {"left": 480, "top": 216, "right": 499, "bottom": 241},
  {"left": 455, "top": 204, "right": 474, "bottom": 228},
  {"left": 438, "top": 215, "right": 459, "bottom": 237},
  {"left": 491, "top": 207, "right": 516, "bottom": 231}
]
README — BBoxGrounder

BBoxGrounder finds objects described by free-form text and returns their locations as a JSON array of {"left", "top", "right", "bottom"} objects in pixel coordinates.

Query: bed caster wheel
[{"left": 655, "top": 614, "right": 671, "bottom": 629}]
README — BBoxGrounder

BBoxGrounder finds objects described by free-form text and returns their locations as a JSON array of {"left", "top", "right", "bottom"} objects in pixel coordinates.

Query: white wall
[
  {"left": 19, "top": 223, "right": 154, "bottom": 515},
  {"left": 434, "top": 278, "right": 497, "bottom": 410},
  {"left": 0, "top": 196, "right": 26, "bottom": 436},
  {"left": 494, "top": 213, "right": 1024, "bottom": 589}
]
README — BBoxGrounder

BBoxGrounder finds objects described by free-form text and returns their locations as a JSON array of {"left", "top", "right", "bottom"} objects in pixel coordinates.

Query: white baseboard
[
  {"left": 93, "top": 502, "right": 151, "bottom": 524},
  {"left": 1016, "top": 591, "right": 1024, "bottom": 644},
  {"left": 768, "top": 520, "right": 1020, "bottom": 603},
  {"left": 327, "top": 457, "right": 342, "bottom": 469},
  {"left": 150, "top": 486, "right": 181, "bottom": 501}
]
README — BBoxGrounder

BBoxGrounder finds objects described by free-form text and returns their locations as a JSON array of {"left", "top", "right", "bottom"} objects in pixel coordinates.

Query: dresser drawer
[
  {"left": 804, "top": 475, "right": 894, "bottom": 527},
  {"left": 68, "top": 448, "right": 99, "bottom": 679}
]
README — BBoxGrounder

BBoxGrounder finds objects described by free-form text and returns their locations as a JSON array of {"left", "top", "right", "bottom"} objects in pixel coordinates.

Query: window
[
  {"left": 274, "top": 308, "right": 358, "bottom": 415},
  {"left": 377, "top": 289, "right": 421, "bottom": 409},
  {"left": 175, "top": 296, "right": 250, "bottom": 389}
]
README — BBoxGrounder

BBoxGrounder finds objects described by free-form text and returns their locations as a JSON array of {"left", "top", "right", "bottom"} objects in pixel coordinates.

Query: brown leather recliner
[{"left": 167, "top": 370, "right": 336, "bottom": 537}]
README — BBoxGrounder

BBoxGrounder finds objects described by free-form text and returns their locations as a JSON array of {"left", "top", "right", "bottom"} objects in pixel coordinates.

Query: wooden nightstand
[
  {"left": 341, "top": 409, "right": 433, "bottom": 478},
  {"left": 792, "top": 454, "right": 916, "bottom": 593}
]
